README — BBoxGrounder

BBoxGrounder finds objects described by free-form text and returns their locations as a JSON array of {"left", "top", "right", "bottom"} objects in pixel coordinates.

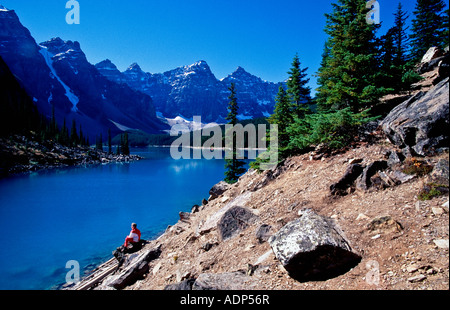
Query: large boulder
[
  {"left": 269, "top": 209, "right": 361, "bottom": 282},
  {"left": 417, "top": 47, "right": 446, "bottom": 74},
  {"left": 381, "top": 77, "right": 449, "bottom": 156},
  {"left": 421, "top": 46, "right": 444, "bottom": 64},
  {"left": 217, "top": 206, "right": 258, "bottom": 241}
]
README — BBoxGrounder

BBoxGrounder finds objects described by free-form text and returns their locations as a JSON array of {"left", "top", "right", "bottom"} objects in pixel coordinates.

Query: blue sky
[{"left": 1, "top": 0, "right": 436, "bottom": 93}]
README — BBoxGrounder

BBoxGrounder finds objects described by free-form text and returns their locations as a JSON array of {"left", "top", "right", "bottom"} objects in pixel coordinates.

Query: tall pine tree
[
  {"left": 268, "top": 85, "right": 292, "bottom": 159},
  {"left": 392, "top": 2, "right": 411, "bottom": 69},
  {"left": 286, "top": 54, "right": 312, "bottom": 118},
  {"left": 443, "top": 8, "right": 449, "bottom": 47},
  {"left": 316, "top": 0, "right": 385, "bottom": 112},
  {"left": 379, "top": 2, "right": 417, "bottom": 92},
  {"left": 224, "top": 83, "right": 246, "bottom": 184},
  {"left": 410, "top": 0, "right": 447, "bottom": 63},
  {"left": 315, "top": 40, "right": 332, "bottom": 112}
]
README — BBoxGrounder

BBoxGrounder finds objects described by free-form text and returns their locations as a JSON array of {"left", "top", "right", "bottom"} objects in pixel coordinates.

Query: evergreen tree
[
  {"left": 50, "top": 104, "right": 57, "bottom": 137},
  {"left": 224, "top": 83, "right": 246, "bottom": 184},
  {"left": 96, "top": 133, "right": 103, "bottom": 151},
  {"left": 70, "top": 119, "right": 79, "bottom": 146},
  {"left": 268, "top": 85, "right": 292, "bottom": 159},
  {"left": 315, "top": 40, "right": 332, "bottom": 112},
  {"left": 58, "top": 118, "right": 69, "bottom": 145},
  {"left": 379, "top": 2, "right": 419, "bottom": 92},
  {"left": 108, "top": 129, "right": 112, "bottom": 154},
  {"left": 79, "top": 125, "right": 85, "bottom": 147},
  {"left": 286, "top": 53, "right": 312, "bottom": 118},
  {"left": 122, "top": 132, "right": 130, "bottom": 156},
  {"left": 316, "top": 0, "right": 386, "bottom": 112},
  {"left": 393, "top": 2, "right": 411, "bottom": 69},
  {"left": 443, "top": 8, "right": 450, "bottom": 47},
  {"left": 410, "top": 0, "right": 447, "bottom": 63},
  {"left": 116, "top": 137, "right": 121, "bottom": 155}
]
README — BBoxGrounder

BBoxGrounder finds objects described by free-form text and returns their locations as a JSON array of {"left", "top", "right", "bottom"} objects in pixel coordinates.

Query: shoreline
[{"left": 0, "top": 134, "right": 142, "bottom": 178}]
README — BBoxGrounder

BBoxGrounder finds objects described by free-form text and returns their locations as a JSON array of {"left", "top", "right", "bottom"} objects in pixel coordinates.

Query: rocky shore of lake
[{"left": 0, "top": 134, "right": 141, "bottom": 177}]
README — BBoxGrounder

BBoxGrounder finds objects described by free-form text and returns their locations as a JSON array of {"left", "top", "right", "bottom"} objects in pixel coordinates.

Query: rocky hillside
[{"left": 72, "top": 52, "right": 449, "bottom": 291}]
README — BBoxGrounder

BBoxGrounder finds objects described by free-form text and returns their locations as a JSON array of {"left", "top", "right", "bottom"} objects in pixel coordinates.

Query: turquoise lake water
[{"left": 0, "top": 147, "right": 228, "bottom": 290}]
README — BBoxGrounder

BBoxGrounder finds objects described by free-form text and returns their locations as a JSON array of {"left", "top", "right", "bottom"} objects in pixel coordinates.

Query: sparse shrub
[
  {"left": 286, "top": 108, "right": 378, "bottom": 153},
  {"left": 402, "top": 157, "right": 433, "bottom": 176},
  {"left": 418, "top": 182, "right": 449, "bottom": 201}
]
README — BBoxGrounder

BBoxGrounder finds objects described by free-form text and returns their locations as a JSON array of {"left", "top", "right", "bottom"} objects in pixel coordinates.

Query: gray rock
[
  {"left": 269, "top": 209, "right": 361, "bottom": 282},
  {"left": 197, "top": 192, "right": 253, "bottom": 236},
  {"left": 217, "top": 206, "right": 258, "bottom": 241},
  {"left": 381, "top": 78, "right": 449, "bottom": 156},
  {"left": 179, "top": 211, "right": 191, "bottom": 222},
  {"left": 255, "top": 224, "right": 273, "bottom": 243},
  {"left": 421, "top": 47, "right": 443, "bottom": 64},
  {"left": 109, "top": 245, "right": 161, "bottom": 290},
  {"left": 387, "top": 151, "right": 405, "bottom": 168},
  {"left": 329, "top": 164, "right": 364, "bottom": 196},
  {"left": 388, "top": 170, "right": 416, "bottom": 184},
  {"left": 428, "top": 158, "right": 449, "bottom": 186},
  {"left": 164, "top": 278, "right": 196, "bottom": 290},
  {"left": 356, "top": 160, "right": 388, "bottom": 191},
  {"left": 436, "top": 54, "right": 450, "bottom": 83},
  {"left": 208, "top": 181, "right": 230, "bottom": 200},
  {"left": 192, "top": 271, "right": 257, "bottom": 290}
]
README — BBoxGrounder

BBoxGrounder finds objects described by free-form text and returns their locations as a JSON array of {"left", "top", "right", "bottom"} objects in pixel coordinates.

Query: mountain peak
[
  {"left": 0, "top": 4, "right": 10, "bottom": 11},
  {"left": 235, "top": 66, "right": 246, "bottom": 72},
  {"left": 126, "top": 62, "right": 143, "bottom": 72},
  {"left": 185, "top": 60, "right": 210, "bottom": 71},
  {"left": 96, "top": 59, "right": 118, "bottom": 70},
  {"left": 233, "top": 66, "right": 251, "bottom": 76},
  {"left": 40, "top": 37, "right": 82, "bottom": 55}
]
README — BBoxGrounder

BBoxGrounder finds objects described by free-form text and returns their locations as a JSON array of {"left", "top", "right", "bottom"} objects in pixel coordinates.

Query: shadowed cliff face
[{"left": 1, "top": 9, "right": 167, "bottom": 141}]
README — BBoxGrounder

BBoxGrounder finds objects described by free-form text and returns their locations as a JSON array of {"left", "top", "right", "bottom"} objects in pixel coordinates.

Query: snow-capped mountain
[
  {"left": 0, "top": 6, "right": 166, "bottom": 140},
  {"left": 96, "top": 60, "right": 284, "bottom": 123}
]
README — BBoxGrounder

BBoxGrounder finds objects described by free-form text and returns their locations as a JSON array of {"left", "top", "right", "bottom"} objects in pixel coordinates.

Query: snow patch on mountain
[
  {"left": 39, "top": 46, "right": 79, "bottom": 112},
  {"left": 157, "top": 112, "right": 222, "bottom": 134}
]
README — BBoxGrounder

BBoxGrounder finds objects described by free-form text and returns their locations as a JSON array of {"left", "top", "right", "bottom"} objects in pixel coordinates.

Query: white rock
[
  {"left": 408, "top": 274, "right": 426, "bottom": 283},
  {"left": 433, "top": 239, "right": 449, "bottom": 249},
  {"left": 152, "top": 262, "right": 162, "bottom": 275},
  {"left": 432, "top": 207, "right": 444, "bottom": 215},
  {"left": 356, "top": 213, "right": 370, "bottom": 221},
  {"left": 406, "top": 264, "right": 418, "bottom": 273},
  {"left": 254, "top": 250, "right": 273, "bottom": 265}
]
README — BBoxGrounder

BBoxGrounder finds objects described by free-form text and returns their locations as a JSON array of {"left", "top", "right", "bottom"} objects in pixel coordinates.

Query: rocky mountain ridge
[{"left": 95, "top": 59, "right": 284, "bottom": 123}]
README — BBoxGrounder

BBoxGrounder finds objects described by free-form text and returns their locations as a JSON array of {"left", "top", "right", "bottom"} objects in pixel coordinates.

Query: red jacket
[{"left": 128, "top": 228, "right": 141, "bottom": 242}]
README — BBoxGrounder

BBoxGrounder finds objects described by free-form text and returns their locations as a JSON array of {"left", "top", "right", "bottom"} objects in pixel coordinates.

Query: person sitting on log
[{"left": 124, "top": 222, "right": 141, "bottom": 248}]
